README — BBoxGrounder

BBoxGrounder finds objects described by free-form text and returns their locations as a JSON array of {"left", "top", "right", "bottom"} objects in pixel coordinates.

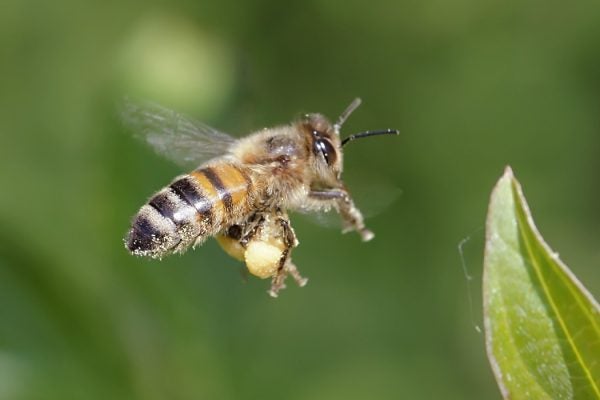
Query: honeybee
[{"left": 123, "top": 98, "right": 398, "bottom": 297}]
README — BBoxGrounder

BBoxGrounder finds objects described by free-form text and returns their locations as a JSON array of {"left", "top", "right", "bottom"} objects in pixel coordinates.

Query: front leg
[{"left": 309, "top": 189, "right": 374, "bottom": 242}]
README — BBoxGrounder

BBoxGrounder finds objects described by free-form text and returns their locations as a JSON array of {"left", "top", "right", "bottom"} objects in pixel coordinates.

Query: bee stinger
[{"left": 122, "top": 98, "right": 398, "bottom": 297}]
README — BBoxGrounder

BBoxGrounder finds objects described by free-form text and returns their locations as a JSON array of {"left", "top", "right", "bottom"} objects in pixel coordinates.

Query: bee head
[
  {"left": 303, "top": 114, "right": 341, "bottom": 167},
  {"left": 301, "top": 98, "right": 363, "bottom": 176},
  {"left": 301, "top": 99, "right": 399, "bottom": 184}
]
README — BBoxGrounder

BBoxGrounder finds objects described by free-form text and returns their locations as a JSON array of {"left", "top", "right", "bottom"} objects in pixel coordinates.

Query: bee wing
[{"left": 121, "top": 99, "right": 237, "bottom": 168}]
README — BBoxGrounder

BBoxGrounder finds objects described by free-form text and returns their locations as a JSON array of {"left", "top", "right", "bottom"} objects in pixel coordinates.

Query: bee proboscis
[{"left": 123, "top": 98, "right": 398, "bottom": 297}]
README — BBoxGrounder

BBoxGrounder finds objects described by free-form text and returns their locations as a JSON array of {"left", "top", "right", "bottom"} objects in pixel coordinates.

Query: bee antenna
[
  {"left": 334, "top": 98, "right": 362, "bottom": 134},
  {"left": 341, "top": 129, "right": 400, "bottom": 147}
]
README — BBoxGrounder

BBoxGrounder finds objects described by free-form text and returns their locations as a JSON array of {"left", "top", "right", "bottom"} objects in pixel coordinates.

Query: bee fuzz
[{"left": 244, "top": 240, "right": 284, "bottom": 279}]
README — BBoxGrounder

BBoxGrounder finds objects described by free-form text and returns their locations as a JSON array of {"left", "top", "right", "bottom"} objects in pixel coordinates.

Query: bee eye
[{"left": 314, "top": 138, "right": 337, "bottom": 166}]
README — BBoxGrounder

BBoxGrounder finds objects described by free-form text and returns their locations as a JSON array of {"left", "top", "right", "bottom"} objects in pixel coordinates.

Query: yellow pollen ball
[{"left": 244, "top": 241, "right": 284, "bottom": 279}]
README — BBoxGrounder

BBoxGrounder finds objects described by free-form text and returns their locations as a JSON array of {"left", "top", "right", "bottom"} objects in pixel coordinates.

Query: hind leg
[
  {"left": 218, "top": 210, "right": 307, "bottom": 297},
  {"left": 268, "top": 211, "right": 307, "bottom": 297}
]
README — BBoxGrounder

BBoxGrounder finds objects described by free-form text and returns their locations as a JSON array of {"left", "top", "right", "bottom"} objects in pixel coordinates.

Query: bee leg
[
  {"left": 239, "top": 213, "right": 265, "bottom": 247},
  {"left": 309, "top": 189, "right": 374, "bottom": 242},
  {"left": 268, "top": 272, "right": 286, "bottom": 297},
  {"left": 279, "top": 217, "right": 307, "bottom": 287},
  {"left": 268, "top": 213, "right": 307, "bottom": 298}
]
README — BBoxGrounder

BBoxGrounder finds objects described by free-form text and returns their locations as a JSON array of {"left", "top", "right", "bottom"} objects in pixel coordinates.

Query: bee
[{"left": 123, "top": 98, "right": 398, "bottom": 297}]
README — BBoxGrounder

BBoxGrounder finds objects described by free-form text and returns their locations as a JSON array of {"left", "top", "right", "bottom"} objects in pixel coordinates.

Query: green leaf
[{"left": 483, "top": 167, "right": 600, "bottom": 399}]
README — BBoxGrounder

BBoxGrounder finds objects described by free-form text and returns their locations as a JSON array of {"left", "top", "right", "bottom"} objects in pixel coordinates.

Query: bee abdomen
[
  {"left": 125, "top": 163, "right": 253, "bottom": 258},
  {"left": 125, "top": 205, "right": 181, "bottom": 258},
  {"left": 188, "top": 163, "right": 253, "bottom": 226}
]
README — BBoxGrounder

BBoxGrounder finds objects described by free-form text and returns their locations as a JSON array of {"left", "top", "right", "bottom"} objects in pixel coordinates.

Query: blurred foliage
[{"left": 0, "top": 0, "right": 599, "bottom": 399}]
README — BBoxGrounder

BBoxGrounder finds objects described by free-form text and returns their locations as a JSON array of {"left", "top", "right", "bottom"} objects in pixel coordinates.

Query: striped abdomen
[{"left": 125, "top": 163, "right": 254, "bottom": 258}]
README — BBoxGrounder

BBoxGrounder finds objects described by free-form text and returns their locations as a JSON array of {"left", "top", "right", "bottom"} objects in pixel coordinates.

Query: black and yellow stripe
[
  {"left": 169, "top": 176, "right": 213, "bottom": 226},
  {"left": 189, "top": 164, "right": 252, "bottom": 224},
  {"left": 126, "top": 162, "right": 255, "bottom": 258},
  {"left": 148, "top": 190, "right": 177, "bottom": 223}
]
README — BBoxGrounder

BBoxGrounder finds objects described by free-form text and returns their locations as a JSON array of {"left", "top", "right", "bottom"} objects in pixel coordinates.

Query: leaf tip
[{"left": 502, "top": 165, "right": 514, "bottom": 179}]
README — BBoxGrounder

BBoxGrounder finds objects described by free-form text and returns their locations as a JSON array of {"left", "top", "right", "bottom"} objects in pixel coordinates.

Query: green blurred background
[{"left": 1, "top": 0, "right": 599, "bottom": 399}]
